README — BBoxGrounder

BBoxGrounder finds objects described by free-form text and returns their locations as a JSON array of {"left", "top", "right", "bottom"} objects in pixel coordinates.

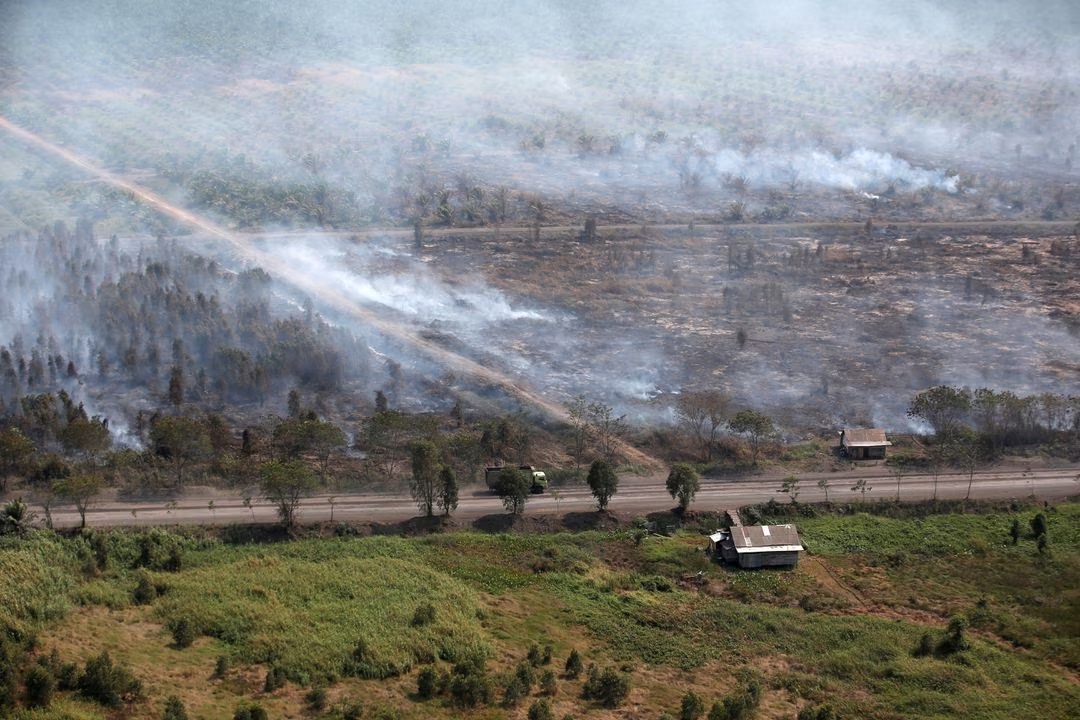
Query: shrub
[
  {"left": 527, "top": 642, "right": 543, "bottom": 667},
  {"left": 132, "top": 572, "right": 158, "bottom": 605},
  {"left": 564, "top": 648, "right": 583, "bottom": 679},
  {"left": 709, "top": 680, "right": 761, "bottom": 720},
  {"left": 1030, "top": 512, "right": 1048, "bottom": 539},
  {"left": 264, "top": 666, "right": 287, "bottom": 692},
  {"left": 214, "top": 655, "right": 229, "bottom": 678},
  {"left": 170, "top": 617, "right": 197, "bottom": 649},
  {"left": 23, "top": 665, "right": 55, "bottom": 708},
  {"left": 528, "top": 698, "right": 555, "bottom": 720},
  {"left": 539, "top": 668, "right": 557, "bottom": 696},
  {"left": 515, "top": 660, "right": 536, "bottom": 694},
  {"left": 411, "top": 603, "right": 436, "bottom": 627},
  {"left": 503, "top": 676, "right": 526, "bottom": 707},
  {"left": 797, "top": 704, "right": 839, "bottom": 720},
  {"left": 417, "top": 665, "right": 437, "bottom": 699},
  {"left": 306, "top": 686, "right": 328, "bottom": 712},
  {"left": 77, "top": 651, "right": 143, "bottom": 708},
  {"left": 233, "top": 702, "right": 268, "bottom": 720},
  {"left": 163, "top": 694, "right": 188, "bottom": 720},
  {"left": 582, "top": 665, "right": 630, "bottom": 708},
  {"left": 449, "top": 659, "right": 490, "bottom": 708},
  {"left": 681, "top": 690, "right": 705, "bottom": 720},
  {"left": 340, "top": 699, "right": 364, "bottom": 720}
]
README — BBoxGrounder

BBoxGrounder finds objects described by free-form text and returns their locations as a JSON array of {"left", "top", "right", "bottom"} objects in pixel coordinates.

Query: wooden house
[
  {"left": 709, "top": 524, "right": 803, "bottom": 568},
  {"left": 839, "top": 427, "right": 891, "bottom": 460}
]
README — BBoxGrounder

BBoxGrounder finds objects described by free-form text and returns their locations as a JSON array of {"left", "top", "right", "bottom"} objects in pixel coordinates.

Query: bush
[
  {"left": 132, "top": 572, "right": 158, "bottom": 605},
  {"left": 170, "top": 617, "right": 197, "bottom": 648},
  {"left": 527, "top": 642, "right": 543, "bottom": 667},
  {"left": 417, "top": 665, "right": 437, "bottom": 699},
  {"left": 264, "top": 666, "right": 287, "bottom": 692},
  {"left": 77, "top": 651, "right": 143, "bottom": 708},
  {"left": 233, "top": 702, "right": 268, "bottom": 720},
  {"left": 163, "top": 694, "right": 188, "bottom": 720},
  {"left": 23, "top": 665, "right": 55, "bottom": 708},
  {"left": 503, "top": 677, "right": 526, "bottom": 707},
  {"left": 306, "top": 686, "right": 328, "bottom": 712},
  {"left": 797, "top": 704, "right": 838, "bottom": 720},
  {"left": 528, "top": 698, "right": 555, "bottom": 720},
  {"left": 449, "top": 659, "right": 490, "bottom": 708},
  {"left": 681, "top": 690, "right": 705, "bottom": 720},
  {"left": 582, "top": 665, "right": 630, "bottom": 708},
  {"left": 214, "top": 655, "right": 229, "bottom": 678},
  {"left": 564, "top": 648, "right": 583, "bottom": 679},
  {"left": 539, "top": 668, "right": 557, "bottom": 696},
  {"left": 411, "top": 603, "right": 436, "bottom": 627},
  {"left": 515, "top": 660, "right": 536, "bottom": 694}
]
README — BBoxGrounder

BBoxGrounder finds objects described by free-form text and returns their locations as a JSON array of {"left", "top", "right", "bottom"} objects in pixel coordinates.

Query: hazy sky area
[{"left": 1, "top": 0, "right": 1079, "bottom": 432}]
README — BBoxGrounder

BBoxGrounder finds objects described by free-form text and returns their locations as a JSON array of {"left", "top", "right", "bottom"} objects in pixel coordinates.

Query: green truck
[{"left": 485, "top": 465, "right": 548, "bottom": 493}]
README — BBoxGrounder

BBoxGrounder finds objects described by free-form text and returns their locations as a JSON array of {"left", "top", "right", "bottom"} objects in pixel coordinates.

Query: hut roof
[
  {"left": 727, "top": 524, "right": 803, "bottom": 554},
  {"left": 842, "top": 428, "right": 892, "bottom": 447}
]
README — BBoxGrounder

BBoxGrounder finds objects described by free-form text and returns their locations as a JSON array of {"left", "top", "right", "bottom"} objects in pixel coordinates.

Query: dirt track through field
[{"left": 0, "top": 115, "right": 663, "bottom": 469}]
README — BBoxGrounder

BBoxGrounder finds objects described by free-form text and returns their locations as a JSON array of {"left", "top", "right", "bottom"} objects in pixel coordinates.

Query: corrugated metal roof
[
  {"left": 842, "top": 428, "right": 892, "bottom": 446},
  {"left": 730, "top": 524, "right": 803, "bottom": 551}
]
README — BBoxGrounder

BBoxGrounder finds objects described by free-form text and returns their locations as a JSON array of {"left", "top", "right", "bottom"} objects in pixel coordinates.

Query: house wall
[
  {"left": 738, "top": 551, "right": 801, "bottom": 569},
  {"left": 846, "top": 445, "right": 887, "bottom": 460}
]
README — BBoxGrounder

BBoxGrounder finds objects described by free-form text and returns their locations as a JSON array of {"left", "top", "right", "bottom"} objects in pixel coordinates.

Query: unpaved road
[{"left": 32, "top": 465, "right": 1080, "bottom": 530}]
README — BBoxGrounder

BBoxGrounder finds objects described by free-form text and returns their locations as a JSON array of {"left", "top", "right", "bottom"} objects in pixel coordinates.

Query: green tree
[
  {"left": 907, "top": 386, "right": 971, "bottom": 440},
  {"left": 410, "top": 440, "right": 441, "bottom": 517},
  {"left": 0, "top": 426, "right": 36, "bottom": 491},
  {"left": 494, "top": 466, "right": 530, "bottom": 515},
  {"left": 586, "top": 458, "right": 619, "bottom": 511},
  {"left": 851, "top": 477, "right": 871, "bottom": 503},
  {"left": 59, "top": 416, "right": 111, "bottom": 461},
  {"left": 55, "top": 474, "right": 103, "bottom": 528},
  {"left": 727, "top": 410, "right": 774, "bottom": 465},
  {"left": 437, "top": 465, "right": 459, "bottom": 516},
  {"left": 149, "top": 416, "right": 212, "bottom": 487},
  {"left": 259, "top": 460, "right": 319, "bottom": 529},
  {"left": 271, "top": 418, "right": 346, "bottom": 476},
  {"left": 666, "top": 462, "right": 701, "bottom": 512}
]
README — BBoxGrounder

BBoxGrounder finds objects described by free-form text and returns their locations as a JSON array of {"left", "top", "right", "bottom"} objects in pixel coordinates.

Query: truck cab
[{"left": 485, "top": 464, "right": 548, "bottom": 493}]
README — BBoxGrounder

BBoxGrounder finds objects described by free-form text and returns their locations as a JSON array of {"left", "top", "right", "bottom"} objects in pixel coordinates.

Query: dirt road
[{"left": 31, "top": 465, "right": 1080, "bottom": 530}]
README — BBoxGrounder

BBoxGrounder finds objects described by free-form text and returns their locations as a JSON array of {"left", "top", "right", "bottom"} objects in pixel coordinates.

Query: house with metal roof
[
  {"left": 839, "top": 427, "right": 892, "bottom": 460},
  {"left": 709, "top": 524, "right": 804, "bottom": 569}
]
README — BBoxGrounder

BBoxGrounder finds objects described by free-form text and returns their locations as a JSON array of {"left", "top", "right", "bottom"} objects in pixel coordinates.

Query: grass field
[{"left": 2, "top": 502, "right": 1078, "bottom": 719}]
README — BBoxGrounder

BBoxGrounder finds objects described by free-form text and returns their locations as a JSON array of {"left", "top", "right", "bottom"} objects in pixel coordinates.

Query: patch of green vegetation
[
  {"left": 0, "top": 532, "right": 79, "bottom": 634},
  {"left": 154, "top": 552, "right": 489, "bottom": 683}
]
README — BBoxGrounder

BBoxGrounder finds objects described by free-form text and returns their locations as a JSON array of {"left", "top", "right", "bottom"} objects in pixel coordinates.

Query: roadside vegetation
[{"left": 0, "top": 499, "right": 1077, "bottom": 718}]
